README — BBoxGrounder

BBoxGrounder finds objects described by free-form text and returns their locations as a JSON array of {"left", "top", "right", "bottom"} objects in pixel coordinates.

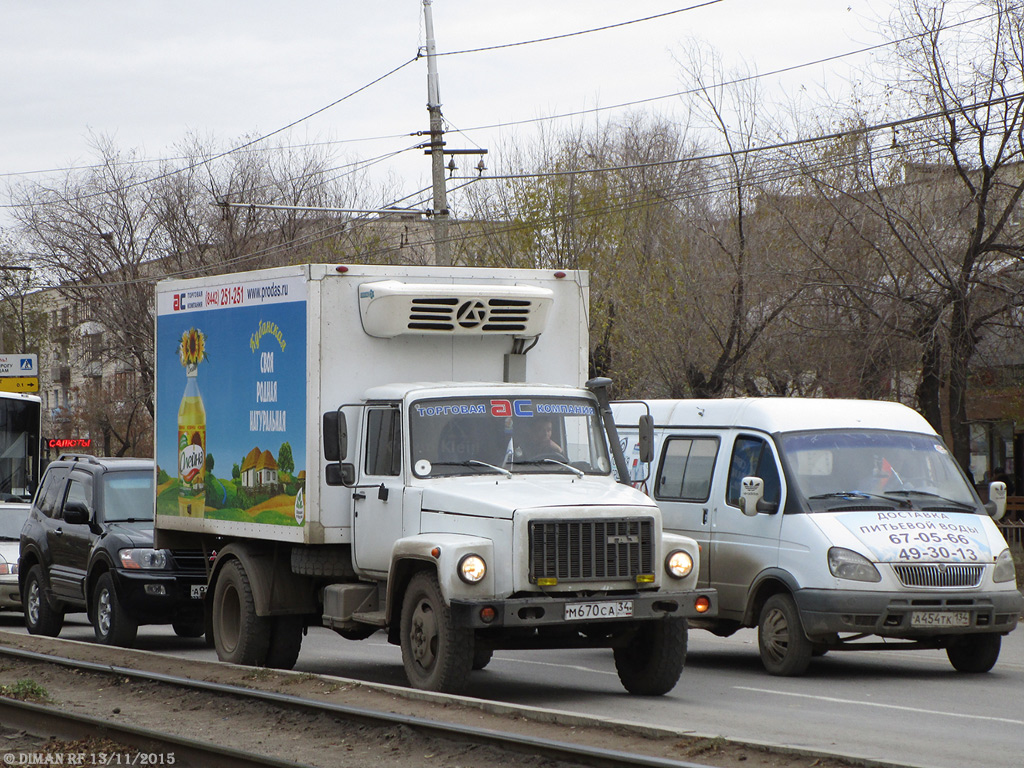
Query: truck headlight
[
  {"left": 458, "top": 554, "right": 486, "bottom": 584},
  {"left": 993, "top": 549, "right": 1016, "bottom": 583},
  {"left": 665, "top": 550, "right": 693, "bottom": 579},
  {"left": 828, "top": 547, "right": 881, "bottom": 583},
  {"left": 120, "top": 549, "right": 169, "bottom": 570}
]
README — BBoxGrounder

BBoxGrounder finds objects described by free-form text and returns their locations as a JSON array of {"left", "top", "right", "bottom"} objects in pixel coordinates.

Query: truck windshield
[
  {"left": 779, "top": 430, "right": 978, "bottom": 510},
  {"left": 409, "top": 396, "right": 612, "bottom": 478}
]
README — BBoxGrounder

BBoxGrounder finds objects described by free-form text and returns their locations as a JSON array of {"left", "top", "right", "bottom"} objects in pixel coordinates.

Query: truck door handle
[
  {"left": 352, "top": 492, "right": 366, "bottom": 501},
  {"left": 702, "top": 509, "right": 708, "bottom": 525}
]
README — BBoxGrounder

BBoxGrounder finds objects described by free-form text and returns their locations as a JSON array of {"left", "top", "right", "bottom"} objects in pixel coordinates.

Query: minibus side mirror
[
  {"left": 638, "top": 415, "right": 654, "bottom": 464},
  {"left": 739, "top": 476, "right": 777, "bottom": 515},
  {"left": 986, "top": 481, "right": 1007, "bottom": 521}
]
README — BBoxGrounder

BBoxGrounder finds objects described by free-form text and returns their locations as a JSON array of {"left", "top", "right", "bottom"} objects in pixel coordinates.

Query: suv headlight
[
  {"left": 993, "top": 549, "right": 1016, "bottom": 583},
  {"left": 828, "top": 547, "right": 881, "bottom": 583},
  {"left": 120, "top": 548, "right": 169, "bottom": 570}
]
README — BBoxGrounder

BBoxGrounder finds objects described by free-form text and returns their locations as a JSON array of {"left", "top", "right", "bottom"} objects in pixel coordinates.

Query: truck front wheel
[
  {"left": 400, "top": 571, "right": 473, "bottom": 693},
  {"left": 212, "top": 559, "right": 271, "bottom": 666},
  {"left": 758, "top": 593, "right": 813, "bottom": 676},
  {"left": 946, "top": 633, "right": 1001, "bottom": 673},
  {"left": 613, "top": 618, "right": 687, "bottom": 695}
]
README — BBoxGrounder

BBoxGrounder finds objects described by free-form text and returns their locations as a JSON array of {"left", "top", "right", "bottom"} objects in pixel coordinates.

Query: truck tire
[
  {"left": 92, "top": 572, "right": 139, "bottom": 647},
  {"left": 758, "top": 593, "right": 813, "bottom": 676},
  {"left": 613, "top": 618, "right": 687, "bottom": 696},
  {"left": 290, "top": 546, "right": 357, "bottom": 579},
  {"left": 213, "top": 559, "right": 271, "bottom": 666},
  {"left": 472, "top": 646, "right": 494, "bottom": 671},
  {"left": 946, "top": 633, "right": 1001, "bottom": 673},
  {"left": 265, "top": 616, "right": 304, "bottom": 670},
  {"left": 23, "top": 565, "right": 64, "bottom": 638},
  {"left": 400, "top": 571, "right": 473, "bottom": 693}
]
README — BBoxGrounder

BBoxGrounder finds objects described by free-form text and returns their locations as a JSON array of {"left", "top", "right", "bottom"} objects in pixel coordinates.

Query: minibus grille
[
  {"left": 892, "top": 563, "right": 983, "bottom": 588},
  {"left": 529, "top": 518, "right": 654, "bottom": 582}
]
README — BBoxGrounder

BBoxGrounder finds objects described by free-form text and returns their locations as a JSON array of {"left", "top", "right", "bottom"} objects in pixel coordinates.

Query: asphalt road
[{"left": 2, "top": 611, "right": 1021, "bottom": 768}]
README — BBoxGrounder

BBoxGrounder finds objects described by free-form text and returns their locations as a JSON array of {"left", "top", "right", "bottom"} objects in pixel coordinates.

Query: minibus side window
[
  {"left": 655, "top": 436, "right": 719, "bottom": 502},
  {"left": 726, "top": 436, "right": 780, "bottom": 507}
]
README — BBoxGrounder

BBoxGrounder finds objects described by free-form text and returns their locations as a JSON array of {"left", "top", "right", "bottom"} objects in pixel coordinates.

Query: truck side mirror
[
  {"left": 325, "top": 462, "right": 355, "bottom": 487},
  {"left": 638, "top": 415, "right": 654, "bottom": 464},
  {"left": 322, "top": 410, "right": 347, "bottom": 462},
  {"left": 986, "top": 481, "right": 1007, "bottom": 521}
]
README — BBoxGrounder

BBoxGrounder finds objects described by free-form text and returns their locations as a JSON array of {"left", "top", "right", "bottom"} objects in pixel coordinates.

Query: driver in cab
[{"left": 514, "top": 415, "right": 564, "bottom": 460}]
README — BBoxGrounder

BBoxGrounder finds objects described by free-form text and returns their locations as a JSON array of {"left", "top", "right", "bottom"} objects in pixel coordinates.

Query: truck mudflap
[
  {"left": 794, "top": 587, "right": 1023, "bottom": 638},
  {"left": 448, "top": 588, "right": 717, "bottom": 629}
]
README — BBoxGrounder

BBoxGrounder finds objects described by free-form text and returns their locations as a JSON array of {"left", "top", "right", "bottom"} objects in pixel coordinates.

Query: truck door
[
  {"left": 352, "top": 405, "right": 403, "bottom": 577},
  {"left": 709, "top": 433, "right": 786, "bottom": 618},
  {"left": 651, "top": 434, "right": 719, "bottom": 587}
]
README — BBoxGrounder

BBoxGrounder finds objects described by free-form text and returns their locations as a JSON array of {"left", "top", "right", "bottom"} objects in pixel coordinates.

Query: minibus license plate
[
  {"left": 565, "top": 600, "right": 633, "bottom": 621},
  {"left": 191, "top": 585, "right": 208, "bottom": 599},
  {"left": 910, "top": 611, "right": 969, "bottom": 627}
]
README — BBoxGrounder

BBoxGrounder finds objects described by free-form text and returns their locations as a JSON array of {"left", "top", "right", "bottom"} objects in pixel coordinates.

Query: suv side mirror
[
  {"left": 62, "top": 500, "right": 91, "bottom": 525},
  {"left": 986, "top": 481, "right": 1007, "bottom": 521}
]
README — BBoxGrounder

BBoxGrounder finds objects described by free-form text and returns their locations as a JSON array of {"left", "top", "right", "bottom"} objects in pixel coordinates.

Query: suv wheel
[
  {"left": 93, "top": 572, "right": 138, "bottom": 647},
  {"left": 24, "top": 565, "right": 64, "bottom": 637}
]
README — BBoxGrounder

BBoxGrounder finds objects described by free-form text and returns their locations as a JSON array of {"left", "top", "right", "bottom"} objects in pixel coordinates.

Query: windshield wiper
[
  {"left": 808, "top": 491, "right": 907, "bottom": 508},
  {"left": 884, "top": 490, "right": 975, "bottom": 509},
  {"left": 429, "top": 461, "right": 512, "bottom": 479}
]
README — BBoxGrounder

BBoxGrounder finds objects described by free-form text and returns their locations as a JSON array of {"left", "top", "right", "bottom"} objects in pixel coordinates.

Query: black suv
[{"left": 19, "top": 454, "right": 208, "bottom": 646}]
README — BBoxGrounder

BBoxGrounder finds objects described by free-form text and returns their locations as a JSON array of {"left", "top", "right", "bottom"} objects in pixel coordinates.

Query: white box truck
[
  {"left": 613, "top": 398, "right": 1022, "bottom": 676},
  {"left": 154, "top": 264, "right": 715, "bottom": 694}
]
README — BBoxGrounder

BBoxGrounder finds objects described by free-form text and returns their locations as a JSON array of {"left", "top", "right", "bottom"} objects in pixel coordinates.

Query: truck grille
[
  {"left": 892, "top": 563, "right": 983, "bottom": 588},
  {"left": 529, "top": 518, "right": 654, "bottom": 583}
]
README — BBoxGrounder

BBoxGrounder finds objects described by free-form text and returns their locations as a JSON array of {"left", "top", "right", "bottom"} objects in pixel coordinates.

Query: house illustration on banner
[{"left": 240, "top": 446, "right": 279, "bottom": 490}]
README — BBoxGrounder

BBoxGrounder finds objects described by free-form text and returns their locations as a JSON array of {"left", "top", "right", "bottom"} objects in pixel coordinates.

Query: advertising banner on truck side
[{"left": 155, "top": 274, "right": 308, "bottom": 532}]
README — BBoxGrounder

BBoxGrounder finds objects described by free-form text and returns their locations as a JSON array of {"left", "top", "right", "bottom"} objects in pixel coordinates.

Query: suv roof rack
[{"left": 57, "top": 453, "right": 102, "bottom": 464}]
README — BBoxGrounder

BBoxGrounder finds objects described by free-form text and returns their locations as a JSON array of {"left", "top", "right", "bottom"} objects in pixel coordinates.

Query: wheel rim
[
  {"left": 762, "top": 606, "right": 791, "bottom": 664},
  {"left": 27, "top": 580, "right": 41, "bottom": 626},
  {"left": 409, "top": 597, "right": 438, "bottom": 670},
  {"left": 97, "top": 587, "right": 112, "bottom": 636}
]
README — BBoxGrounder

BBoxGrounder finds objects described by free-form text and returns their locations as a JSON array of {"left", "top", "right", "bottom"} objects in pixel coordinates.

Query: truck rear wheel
[
  {"left": 946, "top": 633, "right": 1001, "bottom": 673},
  {"left": 758, "top": 593, "right": 813, "bottom": 676},
  {"left": 213, "top": 559, "right": 271, "bottom": 666},
  {"left": 613, "top": 618, "right": 687, "bottom": 695},
  {"left": 400, "top": 571, "right": 473, "bottom": 693}
]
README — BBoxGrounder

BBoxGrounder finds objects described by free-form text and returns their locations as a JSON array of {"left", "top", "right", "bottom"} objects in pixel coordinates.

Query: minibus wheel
[{"left": 758, "top": 593, "right": 812, "bottom": 676}]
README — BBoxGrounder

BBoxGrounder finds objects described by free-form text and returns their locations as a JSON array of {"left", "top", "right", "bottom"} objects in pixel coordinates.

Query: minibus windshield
[{"left": 779, "top": 430, "right": 978, "bottom": 510}]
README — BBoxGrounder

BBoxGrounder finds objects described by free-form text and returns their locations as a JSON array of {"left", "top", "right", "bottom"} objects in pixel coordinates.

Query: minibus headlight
[
  {"left": 665, "top": 550, "right": 693, "bottom": 579},
  {"left": 827, "top": 547, "right": 881, "bottom": 583},
  {"left": 458, "top": 554, "right": 487, "bottom": 584},
  {"left": 993, "top": 549, "right": 1016, "bottom": 583}
]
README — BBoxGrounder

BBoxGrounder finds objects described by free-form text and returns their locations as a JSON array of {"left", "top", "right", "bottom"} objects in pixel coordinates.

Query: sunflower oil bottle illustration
[{"left": 178, "top": 328, "right": 207, "bottom": 517}]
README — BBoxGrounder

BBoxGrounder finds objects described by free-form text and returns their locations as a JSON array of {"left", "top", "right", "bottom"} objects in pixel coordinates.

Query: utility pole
[{"left": 422, "top": 0, "right": 450, "bottom": 266}]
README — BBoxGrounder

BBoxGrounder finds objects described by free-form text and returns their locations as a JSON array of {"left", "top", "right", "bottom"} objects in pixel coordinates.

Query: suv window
[
  {"left": 62, "top": 479, "right": 90, "bottom": 519},
  {"left": 35, "top": 468, "right": 69, "bottom": 518}
]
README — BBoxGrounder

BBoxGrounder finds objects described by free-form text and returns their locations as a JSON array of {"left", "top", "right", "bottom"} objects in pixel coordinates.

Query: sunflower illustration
[{"left": 178, "top": 328, "right": 208, "bottom": 368}]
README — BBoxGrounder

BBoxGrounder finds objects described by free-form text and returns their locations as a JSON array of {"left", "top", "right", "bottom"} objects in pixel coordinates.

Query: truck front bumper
[
  {"left": 449, "top": 588, "right": 717, "bottom": 629},
  {"left": 795, "top": 587, "right": 1023, "bottom": 639}
]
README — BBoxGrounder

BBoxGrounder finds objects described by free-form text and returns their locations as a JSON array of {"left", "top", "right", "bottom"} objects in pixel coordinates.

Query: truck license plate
[
  {"left": 564, "top": 600, "right": 633, "bottom": 621},
  {"left": 190, "top": 585, "right": 208, "bottom": 599},
  {"left": 910, "top": 611, "right": 969, "bottom": 627}
]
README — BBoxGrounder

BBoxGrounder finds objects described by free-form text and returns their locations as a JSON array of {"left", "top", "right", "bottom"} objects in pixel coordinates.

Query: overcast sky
[{"left": 1, "top": 0, "right": 897, "bottom": 224}]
